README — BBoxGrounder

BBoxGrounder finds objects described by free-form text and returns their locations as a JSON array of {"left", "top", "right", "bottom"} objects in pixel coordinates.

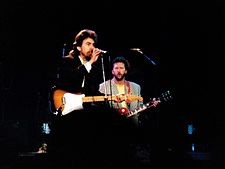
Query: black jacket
[{"left": 55, "top": 56, "right": 103, "bottom": 96}]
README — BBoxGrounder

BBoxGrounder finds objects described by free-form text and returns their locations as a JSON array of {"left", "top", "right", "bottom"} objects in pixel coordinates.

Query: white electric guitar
[{"left": 52, "top": 89, "right": 143, "bottom": 116}]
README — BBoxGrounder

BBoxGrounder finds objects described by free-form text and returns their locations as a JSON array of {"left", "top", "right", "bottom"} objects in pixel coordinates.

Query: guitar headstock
[
  {"left": 146, "top": 90, "right": 172, "bottom": 108},
  {"left": 159, "top": 90, "right": 173, "bottom": 102},
  {"left": 127, "top": 94, "right": 143, "bottom": 102},
  {"left": 111, "top": 94, "right": 143, "bottom": 103},
  {"left": 149, "top": 90, "right": 173, "bottom": 102},
  {"left": 119, "top": 94, "right": 143, "bottom": 102}
]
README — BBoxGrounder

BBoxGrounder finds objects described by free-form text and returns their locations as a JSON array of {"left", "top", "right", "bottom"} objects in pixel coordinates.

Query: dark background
[{"left": 0, "top": 0, "right": 223, "bottom": 163}]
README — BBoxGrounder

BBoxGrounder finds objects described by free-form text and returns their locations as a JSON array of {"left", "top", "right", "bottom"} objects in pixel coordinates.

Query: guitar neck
[
  {"left": 82, "top": 96, "right": 116, "bottom": 102},
  {"left": 126, "top": 102, "right": 152, "bottom": 117},
  {"left": 82, "top": 95, "right": 143, "bottom": 102},
  {"left": 125, "top": 90, "right": 172, "bottom": 118}
]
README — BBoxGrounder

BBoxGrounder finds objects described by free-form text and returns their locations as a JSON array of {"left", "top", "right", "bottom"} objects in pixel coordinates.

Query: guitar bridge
[{"left": 62, "top": 96, "right": 66, "bottom": 105}]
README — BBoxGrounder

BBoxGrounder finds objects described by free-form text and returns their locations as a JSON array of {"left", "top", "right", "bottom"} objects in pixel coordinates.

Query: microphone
[
  {"left": 100, "top": 49, "right": 107, "bottom": 54},
  {"left": 130, "top": 48, "right": 143, "bottom": 54},
  {"left": 130, "top": 48, "right": 141, "bottom": 51}
]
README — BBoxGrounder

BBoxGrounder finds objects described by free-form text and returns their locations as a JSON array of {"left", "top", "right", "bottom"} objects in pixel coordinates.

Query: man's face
[
  {"left": 77, "top": 37, "right": 95, "bottom": 58},
  {"left": 112, "top": 62, "right": 127, "bottom": 81}
]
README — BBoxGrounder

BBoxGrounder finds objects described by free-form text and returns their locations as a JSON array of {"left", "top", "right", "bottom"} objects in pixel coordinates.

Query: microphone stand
[
  {"left": 137, "top": 50, "right": 156, "bottom": 66},
  {"left": 100, "top": 54, "right": 110, "bottom": 105},
  {"left": 101, "top": 55, "right": 107, "bottom": 98},
  {"left": 57, "top": 43, "right": 67, "bottom": 79},
  {"left": 100, "top": 53, "right": 113, "bottom": 108},
  {"left": 144, "top": 53, "right": 156, "bottom": 65}
]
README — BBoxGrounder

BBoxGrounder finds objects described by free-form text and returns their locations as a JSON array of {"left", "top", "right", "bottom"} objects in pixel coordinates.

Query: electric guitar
[
  {"left": 118, "top": 90, "right": 173, "bottom": 117},
  {"left": 52, "top": 89, "right": 143, "bottom": 116}
]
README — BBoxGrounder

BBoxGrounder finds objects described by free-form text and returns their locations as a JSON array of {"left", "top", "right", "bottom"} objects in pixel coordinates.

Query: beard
[
  {"left": 85, "top": 56, "right": 90, "bottom": 61},
  {"left": 114, "top": 73, "right": 125, "bottom": 81},
  {"left": 81, "top": 51, "right": 92, "bottom": 60}
]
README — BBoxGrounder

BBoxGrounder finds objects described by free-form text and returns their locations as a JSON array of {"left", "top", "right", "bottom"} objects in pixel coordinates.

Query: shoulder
[
  {"left": 128, "top": 81, "right": 141, "bottom": 88},
  {"left": 61, "top": 55, "right": 79, "bottom": 65},
  {"left": 99, "top": 80, "right": 111, "bottom": 86},
  {"left": 128, "top": 81, "right": 141, "bottom": 92}
]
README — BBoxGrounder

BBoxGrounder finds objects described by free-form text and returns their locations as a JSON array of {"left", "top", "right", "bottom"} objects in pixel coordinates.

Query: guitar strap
[
  {"left": 125, "top": 81, "right": 131, "bottom": 110},
  {"left": 126, "top": 80, "right": 131, "bottom": 94}
]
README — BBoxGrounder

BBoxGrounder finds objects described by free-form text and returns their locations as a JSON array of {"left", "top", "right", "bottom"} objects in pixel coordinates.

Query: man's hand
[
  {"left": 89, "top": 48, "right": 102, "bottom": 64},
  {"left": 151, "top": 98, "right": 161, "bottom": 107}
]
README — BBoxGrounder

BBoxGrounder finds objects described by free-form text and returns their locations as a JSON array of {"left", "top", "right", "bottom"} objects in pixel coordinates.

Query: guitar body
[
  {"left": 52, "top": 89, "right": 84, "bottom": 116},
  {"left": 52, "top": 89, "right": 66, "bottom": 114}
]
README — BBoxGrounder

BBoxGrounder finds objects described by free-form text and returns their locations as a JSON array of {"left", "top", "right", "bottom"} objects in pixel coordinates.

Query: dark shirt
[{"left": 55, "top": 56, "right": 103, "bottom": 96}]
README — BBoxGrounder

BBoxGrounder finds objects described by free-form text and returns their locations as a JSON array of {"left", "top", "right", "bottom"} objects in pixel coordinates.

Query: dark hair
[
  {"left": 73, "top": 29, "right": 98, "bottom": 47},
  {"left": 112, "top": 56, "right": 130, "bottom": 71}
]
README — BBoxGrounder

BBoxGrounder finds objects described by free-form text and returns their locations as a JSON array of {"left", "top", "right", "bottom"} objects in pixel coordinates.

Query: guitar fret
[{"left": 125, "top": 90, "right": 172, "bottom": 118}]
